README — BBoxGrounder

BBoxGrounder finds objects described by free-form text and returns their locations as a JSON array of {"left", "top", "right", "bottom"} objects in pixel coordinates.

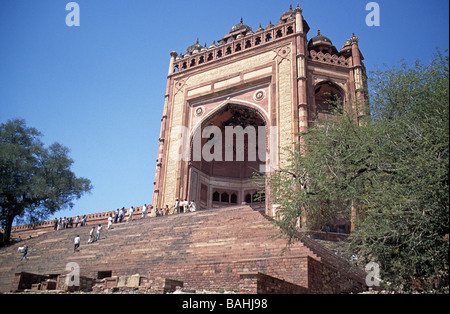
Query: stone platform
[{"left": 0, "top": 205, "right": 366, "bottom": 293}]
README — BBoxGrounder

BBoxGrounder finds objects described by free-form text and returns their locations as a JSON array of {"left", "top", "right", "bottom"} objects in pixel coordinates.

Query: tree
[
  {"left": 0, "top": 119, "right": 92, "bottom": 246},
  {"left": 267, "top": 51, "right": 449, "bottom": 292}
]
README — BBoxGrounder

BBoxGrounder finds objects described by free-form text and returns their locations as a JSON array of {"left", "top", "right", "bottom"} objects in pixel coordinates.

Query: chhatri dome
[
  {"left": 185, "top": 38, "right": 204, "bottom": 54},
  {"left": 308, "top": 28, "right": 333, "bottom": 46},
  {"left": 279, "top": 4, "right": 296, "bottom": 20},
  {"left": 229, "top": 17, "right": 252, "bottom": 34}
]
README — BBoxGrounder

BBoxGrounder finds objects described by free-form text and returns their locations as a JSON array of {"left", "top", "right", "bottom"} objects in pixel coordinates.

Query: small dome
[
  {"left": 308, "top": 29, "right": 333, "bottom": 46},
  {"left": 186, "top": 38, "right": 203, "bottom": 54},
  {"left": 266, "top": 20, "right": 274, "bottom": 29},
  {"left": 341, "top": 39, "right": 352, "bottom": 49},
  {"left": 341, "top": 33, "right": 358, "bottom": 49},
  {"left": 280, "top": 4, "right": 294, "bottom": 20},
  {"left": 209, "top": 40, "right": 217, "bottom": 49},
  {"left": 229, "top": 18, "right": 252, "bottom": 34},
  {"left": 255, "top": 24, "right": 264, "bottom": 33}
]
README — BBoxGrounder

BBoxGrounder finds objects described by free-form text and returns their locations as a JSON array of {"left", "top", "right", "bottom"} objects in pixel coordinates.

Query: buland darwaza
[
  {"left": 0, "top": 4, "right": 370, "bottom": 294},
  {"left": 152, "top": 4, "right": 367, "bottom": 225}
]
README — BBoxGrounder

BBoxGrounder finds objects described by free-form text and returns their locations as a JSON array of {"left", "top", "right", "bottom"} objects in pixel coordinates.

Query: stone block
[{"left": 117, "top": 274, "right": 143, "bottom": 288}]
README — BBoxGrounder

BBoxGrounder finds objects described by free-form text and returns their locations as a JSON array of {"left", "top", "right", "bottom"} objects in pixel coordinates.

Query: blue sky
[{"left": 0, "top": 0, "right": 448, "bottom": 222}]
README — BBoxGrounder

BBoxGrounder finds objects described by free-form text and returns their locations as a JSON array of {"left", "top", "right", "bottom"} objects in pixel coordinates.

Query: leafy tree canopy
[
  {"left": 267, "top": 50, "right": 449, "bottom": 292},
  {"left": 0, "top": 119, "right": 92, "bottom": 245}
]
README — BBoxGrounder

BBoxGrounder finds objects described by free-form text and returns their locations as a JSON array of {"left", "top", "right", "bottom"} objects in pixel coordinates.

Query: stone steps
[{"left": 0, "top": 205, "right": 365, "bottom": 293}]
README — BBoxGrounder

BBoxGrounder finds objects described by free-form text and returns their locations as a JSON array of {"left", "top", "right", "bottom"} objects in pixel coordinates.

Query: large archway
[{"left": 188, "top": 103, "right": 267, "bottom": 210}]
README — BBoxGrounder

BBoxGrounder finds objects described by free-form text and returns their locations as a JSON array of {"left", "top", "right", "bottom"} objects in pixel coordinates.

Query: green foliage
[
  {"left": 267, "top": 50, "right": 449, "bottom": 292},
  {"left": 0, "top": 119, "right": 92, "bottom": 245}
]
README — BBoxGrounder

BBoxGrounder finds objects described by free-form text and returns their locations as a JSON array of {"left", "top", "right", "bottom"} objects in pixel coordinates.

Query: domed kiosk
[{"left": 229, "top": 17, "right": 252, "bottom": 34}]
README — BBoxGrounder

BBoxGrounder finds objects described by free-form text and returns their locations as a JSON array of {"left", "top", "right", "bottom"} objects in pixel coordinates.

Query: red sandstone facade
[
  {"left": 152, "top": 5, "right": 368, "bottom": 223},
  {"left": 0, "top": 5, "right": 370, "bottom": 294}
]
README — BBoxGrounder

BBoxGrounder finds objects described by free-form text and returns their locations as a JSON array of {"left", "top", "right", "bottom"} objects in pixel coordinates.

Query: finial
[
  {"left": 240, "top": 17, "right": 243, "bottom": 24},
  {"left": 196, "top": 37, "right": 199, "bottom": 44},
  {"left": 317, "top": 28, "right": 321, "bottom": 35},
  {"left": 290, "top": 4, "right": 292, "bottom": 10}
]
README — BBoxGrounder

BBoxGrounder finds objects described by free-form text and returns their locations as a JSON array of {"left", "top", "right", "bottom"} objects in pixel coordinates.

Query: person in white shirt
[
  {"left": 88, "top": 227, "right": 95, "bottom": 243},
  {"left": 141, "top": 204, "right": 148, "bottom": 218},
  {"left": 96, "top": 224, "right": 102, "bottom": 241},
  {"left": 74, "top": 235, "right": 80, "bottom": 252},
  {"left": 180, "top": 199, "right": 188, "bottom": 213},
  {"left": 189, "top": 200, "right": 197, "bottom": 212},
  {"left": 127, "top": 206, "right": 134, "bottom": 222},
  {"left": 119, "top": 208, "right": 125, "bottom": 223},
  {"left": 107, "top": 214, "right": 113, "bottom": 229}
]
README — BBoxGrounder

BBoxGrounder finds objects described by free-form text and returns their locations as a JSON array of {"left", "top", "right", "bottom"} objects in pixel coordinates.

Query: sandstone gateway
[
  {"left": 0, "top": 5, "right": 368, "bottom": 293},
  {"left": 153, "top": 4, "right": 367, "bottom": 223}
]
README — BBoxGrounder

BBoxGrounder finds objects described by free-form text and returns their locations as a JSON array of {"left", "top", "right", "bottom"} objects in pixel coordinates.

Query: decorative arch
[
  {"left": 314, "top": 80, "right": 345, "bottom": 118},
  {"left": 187, "top": 100, "right": 269, "bottom": 210},
  {"left": 190, "top": 98, "right": 269, "bottom": 139}
]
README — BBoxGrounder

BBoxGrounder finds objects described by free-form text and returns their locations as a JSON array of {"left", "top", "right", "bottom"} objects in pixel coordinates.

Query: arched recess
[
  {"left": 190, "top": 98, "right": 269, "bottom": 139},
  {"left": 187, "top": 102, "right": 269, "bottom": 211},
  {"left": 313, "top": 81, "right": 345, "bottom": 121}
]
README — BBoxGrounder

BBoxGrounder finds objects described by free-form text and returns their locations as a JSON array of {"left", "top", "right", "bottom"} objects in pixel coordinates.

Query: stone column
[
  {"left": 350, "top": 35, "right": 367, "bottom": 123},
  {"left": 295, "top": 5, "right": 308, "bottom": 136}
]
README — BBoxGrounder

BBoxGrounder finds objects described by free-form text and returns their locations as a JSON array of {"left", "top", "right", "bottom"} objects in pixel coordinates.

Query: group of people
[
  {"left": 86, "top": 224, "right": 102, "bottom": 244},
  {"left": 56, "top": 199, "right": 198, "bottom": 236},
  {"left": 15, "top": 199, "right": 203, "bottom": 261},
  {"left": 18, "top": 201, "right": 200, "bottom": 257},
  {"left": 173, "top": 199, "right": 197, "bottom": 214},
  {"left": 108, "top": 205, "right": 146, "bottom": 225},
  {"left": 54, "top": 215, "right": 87, "bottom": 231},
  {"left": 71, "top": 201, "right": 198, "bottom": 252},
  {"left": 72, "top": 224, "right": 101, "bottom": 252},
  {"left": 72, "top": 203, "right": 152, "bottom": 252}
]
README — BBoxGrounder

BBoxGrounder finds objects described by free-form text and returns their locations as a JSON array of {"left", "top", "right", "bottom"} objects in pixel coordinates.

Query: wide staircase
[{"left": 0, "top": 205, "right": 366, "bottom": 293}]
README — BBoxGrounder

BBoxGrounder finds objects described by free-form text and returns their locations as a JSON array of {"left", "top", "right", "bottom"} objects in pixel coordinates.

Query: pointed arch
[
  {"left": 190, "top": 98, "right": 269, "bottom": 139},
  {"left": 314, "top": 80, "right": 346, "bottom": 118},
  {"left": 187, "top": 100, "right": 270, "bottom": 210}
]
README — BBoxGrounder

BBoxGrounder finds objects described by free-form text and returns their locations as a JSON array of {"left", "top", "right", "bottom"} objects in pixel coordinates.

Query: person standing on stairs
[
  {"left": 118, "top": 208, "right": 125, "bottom": 223},
  {"left": 127, "top": 206, "right": 134, "bottom": 222},
  {"left": 96, "top": 224, "right": 102, "bottom": 241},
  {"left": 173, "top": 198, "right": 180, "bottom": 214},
  {"left": 141, "top": 204, "right": 148, "bottom": 218},
  {"left": 20, "top": 245, "right": 28, "bottom": 262},
  {"left": 74, "top": 235, "right": 80, "bottom": 252},
  {"left": 108, "top": 214, "right": 113, "bottom": 229},
  {"left": 88, "top": 226, "right": 95, "bottom": 243}
]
